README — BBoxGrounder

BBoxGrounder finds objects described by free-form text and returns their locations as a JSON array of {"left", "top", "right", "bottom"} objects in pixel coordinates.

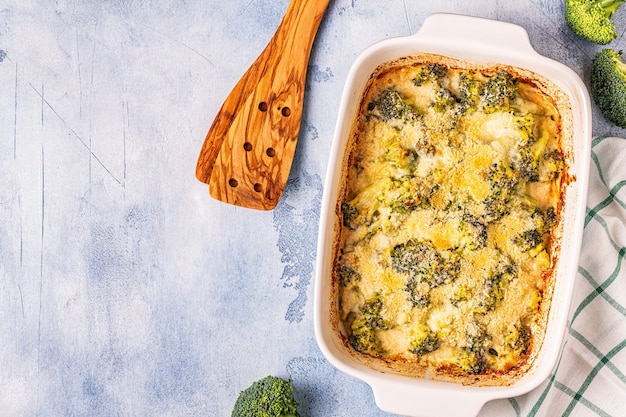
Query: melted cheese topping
[{"left": 334, "top": 59, "right": 568, "bottom": 383}]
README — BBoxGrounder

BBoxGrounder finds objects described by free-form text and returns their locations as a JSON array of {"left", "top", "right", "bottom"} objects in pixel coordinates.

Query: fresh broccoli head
[
  {"left": 565, "top": 0, "right": 625, "bottom": 45},
  {"left": 590, "top": 49, "right": 626, "bottom": 128},
  {"left": 232, "top": 375, "right": 300, "bottom": 417}
]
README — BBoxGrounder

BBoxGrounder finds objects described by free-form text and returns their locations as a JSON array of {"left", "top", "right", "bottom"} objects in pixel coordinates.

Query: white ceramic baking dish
[{"left": 314, "top": 13, "right": 591, "bottom": 417}]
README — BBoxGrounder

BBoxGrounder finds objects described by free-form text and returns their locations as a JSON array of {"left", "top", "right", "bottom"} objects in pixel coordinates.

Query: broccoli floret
[
  {"left": 341, "top": 201, "right": 360, "bottom": 230},
  {"left": 461, "top": 213, "right": 488, "bottom": 250},
  {"left": 409, "top": 328, "right": 440, "bottom": 356},
  {"left": 539, "top": 149, "right": 566, "bottom": 181},
  {"left": 476, "top": 258, "right": 516, "bottom": 312},
  {"left": 514, "top": 150, "right": 540, "bottom": 182},
  {"left": 514, "top": 229, "right": 544, "bottom": 252},
  {"left": 482, "top": 162, "right": 519, "bottom": 220},
  {"left": 390, "top": 176, "right": 435, "bottom": 214},
  {"left": 433, "top": 87, "right": 459, "bottom": 113},
  {"left": 457, "top": 327, "right": 490, "bottom": 374},
  {"left": 534, "top": 207, "right": 557, "bottom": 230},
  {"left": 405, "top": 276, "right": 431, "bottom": 308},
  {"left": 391, "top": 240, "right": 459, "bottom": 287},
  {"left": 565, "top": 0, "right": 625, "bottom": 45},
  {"left": 505, "top": 323, "right": 531, "bottom": 356},
  {"left": 481, "top": 71, "right": 518, "bottom": 114},
  {"left": 384, "top": 146, "right": 419, "bottom": 174},
  {"left": 509, "top": 114, "right": 542, "bottom": 182},
  {"left": 369, "top": 88, "right": 419, "bottom": 123},
  {"left": 450, "top": 284, "right": 472, "bottom": 306},
  {"left": 510, "top": 113, "right": 561, "bottom": 185},
  {"left": 232, "top": 375, "right": 300, "bottom": 417},
  {"left": 336, "top": 262, "right": 361, "bottom": 287},
  {"left": 457, "top": 71, "right": 483, "bottom": 112},
  {"left": 412, "top": 63, "right": 448, "bottom": 86},
  {"left": 348, "top": 296, "right": 389, "bottom": 356},
  {"left": 590, "top": 49, "right": 626, "bottom": 128}
]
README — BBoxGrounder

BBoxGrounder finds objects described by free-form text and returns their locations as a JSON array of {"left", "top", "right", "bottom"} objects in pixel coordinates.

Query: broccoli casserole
[{"left": 333, "top": 54, "right": 572, "bottom": 386}]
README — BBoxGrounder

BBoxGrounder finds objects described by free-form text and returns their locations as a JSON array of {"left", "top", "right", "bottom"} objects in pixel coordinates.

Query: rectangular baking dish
[{"left": 314, "top": 13, "right": 591, "bottom": 417}]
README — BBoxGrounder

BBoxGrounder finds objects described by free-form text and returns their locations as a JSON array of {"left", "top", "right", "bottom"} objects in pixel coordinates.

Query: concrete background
[{"left": 1, "top": 0, "right": 625, "bottom": 416}]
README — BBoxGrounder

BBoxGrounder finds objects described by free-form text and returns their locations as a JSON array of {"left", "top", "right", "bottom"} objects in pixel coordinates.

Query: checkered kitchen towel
[{"left": 482, "top": 136, "right": 626, "bottom": 416}]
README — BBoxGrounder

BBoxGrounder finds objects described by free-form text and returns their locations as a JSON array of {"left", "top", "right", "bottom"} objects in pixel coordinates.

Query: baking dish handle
[
  {"left": 370, "top": 379, "right": 489, "bottom": 417},
  {"left": 414, "top": 13, "right": 540, "bottom": 57}
]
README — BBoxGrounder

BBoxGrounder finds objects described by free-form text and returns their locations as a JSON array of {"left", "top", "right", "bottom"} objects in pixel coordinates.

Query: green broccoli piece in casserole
[
  {"left": 481, "top": 71, "right": 518, "bottom": 114},
  {"left": 391, "top": 240, "right": 459, "bottom": 287},
  {"left": 348, "top": 296, "right": 390, "bottom": 356},
  {"left": 565, "top": 0, "right": 625, "bottom": 45},
  {"left": 412, "top": 63, "right": 448, "bottom": 86},
  {"left": 336, "top": 262, "right": 361, "bottom": 287},
  {"left": 433, "top": 87, "right": 459, "bottom": 113},
  {"left": 232, "top": 375, "right": 300, "bottom": 417},
  {"left": 457, "top": 71, "right": 483, "bottom": 112},
  {"left": 482, "top": 162, "right": 519, "bottom": 221},
  {"left": 457, "top": 327, "right": 490, "bottom": 374},
  {"left": 409, "top": 329, "right": 440, "bottom": 356},
  {"left": 369, "top": 88, "right": 419, "bottom": 123},
  {"left": 514, "top": 229, "right": 544, "bottom": 253}
]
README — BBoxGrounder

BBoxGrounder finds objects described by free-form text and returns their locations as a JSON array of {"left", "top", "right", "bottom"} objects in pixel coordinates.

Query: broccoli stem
[
  {"left": 615, "top": 51, "right": 626, "bottom": 75},
  {"left": 600, "top": 0, "right": 625, "bottom": 18}
]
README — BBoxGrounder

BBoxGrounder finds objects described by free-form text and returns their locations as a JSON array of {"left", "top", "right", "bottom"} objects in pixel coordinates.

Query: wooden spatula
[{"left": 195, "top": 0, "right": 330, "bottom": 210}]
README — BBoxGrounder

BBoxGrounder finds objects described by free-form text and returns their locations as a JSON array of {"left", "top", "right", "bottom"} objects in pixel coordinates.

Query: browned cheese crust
[{"left": 330, "top": 54, "right": 573, "bottom": 386}]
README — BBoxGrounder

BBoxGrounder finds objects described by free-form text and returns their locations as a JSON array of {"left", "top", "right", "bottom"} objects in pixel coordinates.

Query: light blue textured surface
[{"left": 1, "top": 1, "right": 625, "bottom": 416}]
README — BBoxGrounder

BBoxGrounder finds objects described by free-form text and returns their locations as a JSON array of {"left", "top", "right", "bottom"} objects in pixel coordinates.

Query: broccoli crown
[
  {"left": 457, "top": 327, "right": 490, "bottom": 374},
  {"left": 232, "top": 376, "right": 300, "bottom": 417},
  {"left": 565, "top": 0, "right": 625, "bottom": 45},
  {"left": 590, "top": 48, "right": 626, "bottom": 128},
  {"left": 481, "top": 71, "right": 518, "bottom": 114},
  {"left": 409, "top": 328, "right": 440, "bottom": 356},
  {"left": 461, "top": 213, "right": 488, "bottom": 250},
  {"left": 482, "top": 162, "right": 519, "bottom": 221},
  {"left": 391, "top": 240, "right": 459, "bottom": 287},
  {"left": 336, "top": 262, "right": 361, "bottom": 287},
  {"left": 369, "top": 88, "right": 419, "bottom": 123},
  {"left": 505, "top": 323, "right": 531, "bottom": 355},
  {"left": 458, "top": 72, "right": 483, "bottom": 112},
  {"left": 348, "top": 296, "right": 389, "bottom": 356},
  {"left": 412, "top": 63, "right": 448, "bottom": 86},
  {"left": 390, "top": 176, "right": 435, "bottom": 214},
  {"left": 476, "top": 258, "right": 516, "bottom": 312},
  {"left": 433, "top": 87, "right": 459, "bottom": 113},
  {"left": 405, "top": 277, "right": 431, "bottom": 308},
  {"left": 341, "top": 201, "right": 360, "bottom": 230},
  {"left": 514, "top": 229, "right": 544, "bottom": 252}
]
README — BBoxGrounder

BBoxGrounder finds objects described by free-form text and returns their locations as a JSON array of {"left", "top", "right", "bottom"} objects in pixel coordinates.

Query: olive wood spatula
[{"left": 195, "top": 0, "right": 330, "bottom": 210}]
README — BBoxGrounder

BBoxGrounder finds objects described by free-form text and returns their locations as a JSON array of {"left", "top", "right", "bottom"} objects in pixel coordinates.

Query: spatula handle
[{"left": 197, "top": 0, "right": 329, "bottom": 210}]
